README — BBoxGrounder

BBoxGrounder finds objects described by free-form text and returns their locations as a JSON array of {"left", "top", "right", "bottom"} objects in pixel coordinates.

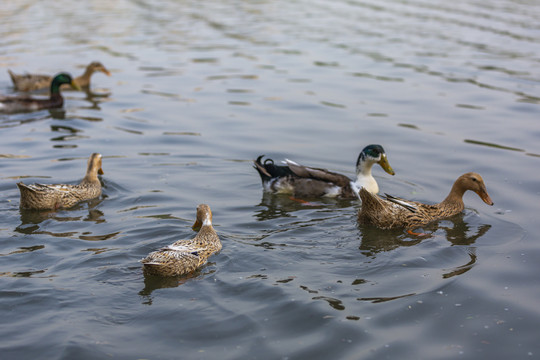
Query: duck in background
[
  {"left": 17, "top": 153, "right": 104, "bottom": 210},
  {"left": 141, "top": 204, "right": 222, "bottom": 277},
  {"left": 254, "top": 144, "right": 395, "bottom": 199},
  {"left": 0, "top": 73, "right": 80, "bottom": 113},
  {"left": 358, "top": 172, "right": 494, "bottom": 236},
  {"left": 8, "top": 61, "right": 111, "bottom": 92}
]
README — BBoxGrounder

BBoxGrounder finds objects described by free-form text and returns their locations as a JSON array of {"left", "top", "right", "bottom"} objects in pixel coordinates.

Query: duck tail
[
  {"left": 253, "top": 154, "right": 284, "bottom": 178},
  {"left": 254, "top": 155, "right": 296, "bottom": 181},
  {"left": 253, "top": 155, "right": 272, "bottom": 180},
  {"left": 16, "top": 182, "right": 33, "bottom": 194},
  {"left": 7, "top": 70, "right": 20, "bottom": 89}
]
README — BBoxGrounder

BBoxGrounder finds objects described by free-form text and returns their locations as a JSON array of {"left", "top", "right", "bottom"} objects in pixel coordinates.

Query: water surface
[{"left": 1, "top": 1, "right": 539, "bottom": 359}]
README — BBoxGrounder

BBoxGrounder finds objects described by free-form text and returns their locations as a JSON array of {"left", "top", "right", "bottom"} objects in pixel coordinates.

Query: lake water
[{"left": 1, "top": 0, "right": 539, "bottom": 359}]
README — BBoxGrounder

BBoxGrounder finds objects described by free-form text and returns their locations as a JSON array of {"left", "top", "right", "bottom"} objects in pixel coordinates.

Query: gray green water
[{"left": 1, "top": 1, "right": 539, "bottom": 359}]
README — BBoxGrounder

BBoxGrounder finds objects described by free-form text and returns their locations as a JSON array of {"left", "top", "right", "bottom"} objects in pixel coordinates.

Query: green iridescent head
[{"left": 50, "top": 73, "right": 80, "bottom": 93}]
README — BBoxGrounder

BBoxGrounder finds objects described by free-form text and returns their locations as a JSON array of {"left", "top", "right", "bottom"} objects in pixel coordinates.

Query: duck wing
[
  {"left": 8, "top": 70, "right": 52, "bottom": 92},
  {"left": 17, "top": 182, "right": 67, "bottom": 194},
  {"left": 141, "top": 249, "right": 199, "bottom": 265},
  {"left": 384, "top": 194, "right": 418, "bottom": 213},
  {"left": 141, "top": 248, "right": 201, "bottom": 276},
  {"left": 284, "top": 159, "right": 350, "bottom": 187}
]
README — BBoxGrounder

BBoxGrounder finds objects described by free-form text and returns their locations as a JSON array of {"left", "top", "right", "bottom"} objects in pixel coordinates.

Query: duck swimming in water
[
  {"left": 254, "top": 144, "right": 395, "bottom": 199},
  {"left": 17, "top": 153, "right": 104, "bottom": 210},
  {"left": 358, "top": 172, "right": 494, "bottom": 235},
  {"left": 0, "top": 73, "right": 80, "bottom": 113},
  {"left": 141, "top": 204, "right": 222, "bottom": 277},
  {"left": 8, "top": 61, "right": 110, "bottom": 92}
]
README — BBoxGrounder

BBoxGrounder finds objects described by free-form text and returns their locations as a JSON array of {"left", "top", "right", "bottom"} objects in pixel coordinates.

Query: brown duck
[
  {"left": 8, "top": 61, "right": 111, "bottom": 92},
  {"left": 141, "top": 204, "right": 222, "bottom": 277},
  {"left": 358, "top": 172, "right": 494, "bottom": 235},
  {"left": 17, "top": 153, "right": 104, "bottom": 210}
]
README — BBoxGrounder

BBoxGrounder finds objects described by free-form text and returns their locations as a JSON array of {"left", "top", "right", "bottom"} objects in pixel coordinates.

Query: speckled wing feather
[
  {"left": 17, "top": 183, "right": 63, "bottom": 209},
  {"left": 17, "top": 181, "right": 101, "bottom": 210},
  {"left": 141, "top": 249, "right": 202, "bottom": 277},
  {"left": 8, "top": 70, "right": 52, "bottom": 92},
  {"left": 384, "top": 193, "right": 418, "bottom": 212},
  {"left": 57, "top": 183, "right": 101, "bottom": 208}
]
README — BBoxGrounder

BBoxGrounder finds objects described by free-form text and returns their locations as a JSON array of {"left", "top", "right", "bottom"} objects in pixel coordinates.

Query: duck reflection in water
[
  {"left": 16, "top": 198, "right": 106, "bottom": 237},
  {"left": 254, "top": 192, "right": 350, "bottom": 221},
  {"left": 138, "top": 267, "right": 217, "bottom": 305},
  {"left": 359, "top": 212, "right": 492, "bottom": 255},
  {"left": 359, "top": 212, "right": 492, "bottom": 279},
  {"left": 82, "top": 87, "right": 111, "bottom": 111},
  {"left": 46, "top": 88, "right": 109, "bottom": 117},
  {"left": 254, "top": 193, "right": 318, "bottom": 221}
]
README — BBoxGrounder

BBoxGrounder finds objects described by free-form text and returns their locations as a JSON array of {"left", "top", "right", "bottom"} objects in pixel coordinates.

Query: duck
[
  {"left": 358, "top": 172, "right": 494, "bottom": 235},
  {"left": 253, "top": 144, "right": 395, "bottom": 199},
  {"left": 8, "top": 61, "right": 111, "bottom": 92},
  {"left": 17, "top": 153, "right": 104, "bottom": 210},
  {"left": 0, "top": 73, "right": 80, "bottom": 113},
  {"left": 141, "top": 204, "right": 222, "bottom": 277}
]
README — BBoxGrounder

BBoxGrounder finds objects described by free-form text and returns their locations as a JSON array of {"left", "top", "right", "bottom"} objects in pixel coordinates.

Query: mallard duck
[
  {"left": 17, "top": 153, "right": 104, "bottom": 210},
  {"left": 8, "top": 61, "right": 111, "bottom": 92},
  {"left": 141, "top": 204, "right": 222, "bottom": 277},
  {"left": 0, "top": 73, "right": 80, "bottom": 113},
  {"left": 253, "top": 144, "right": 395, "bottom": 199},
  {"left": 358, "top": 172, "right": 494, "bottom": 235}
]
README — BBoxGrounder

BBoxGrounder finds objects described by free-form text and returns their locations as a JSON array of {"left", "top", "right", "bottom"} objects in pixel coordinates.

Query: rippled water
[{"left": 1, "top": 1, "right": 539, "bottom": 359}]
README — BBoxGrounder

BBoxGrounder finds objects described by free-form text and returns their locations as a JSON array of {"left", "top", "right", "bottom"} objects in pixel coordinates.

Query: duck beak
[
  {"left": 102, "top": 68, "right": 111, "bottom": 76},
  {"left": 192, "top": 219, "right": 202, "bottom": 231},
  {"left": 378, "top": 155, "right": 395, "bottom": 176},
  {"left": 70, "top": 81, "right": 81, "bottom": 91},
  {"left": 477, "top": 188, "right": 494, "bottom": 206},
  {"left": 98, "top": 167, "right": 104, "bottom": 175}
]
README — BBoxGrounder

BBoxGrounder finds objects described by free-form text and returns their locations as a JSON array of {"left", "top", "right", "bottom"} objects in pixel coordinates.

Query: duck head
[
  {"left": 86, "top": 61, "right": 111, "bottom": 77},
  {"left": 192, "top": 204, "right": 213, "bottom": 230},
  {"left": 356, "top": 144, "right": 395, "bottom": 176},
  {"left": 457, "top": 172, "right": 494, "bottom": 206},
  {"left": 51, "top": 73, "right": 81, "bottom": 92},
  {"left": 87, "top": 153, "right": 104, "bottom": 176}
]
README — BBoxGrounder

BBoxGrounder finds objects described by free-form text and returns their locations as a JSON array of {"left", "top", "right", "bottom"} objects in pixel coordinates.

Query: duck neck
[
  {"left": 198, "top": 223, "right": 217, "bottom": 238},
  {"left": 49, "top": 81, "right": 64, "bottom": 98},
  {"left": 81, "top": 164, "right": 100, "bottom": 185},
  {"left": 82, "top": 172, "right": 99, "bottom": 185},
  {"left": 77, "top": 67, "right": 94, "bottom": 86},
  {"left": 439, "top": 182, "right": 465, "bottom": 211},
  {"left": 354, "top": 158, "right": 377, "bottom": 193},
  {"left": 356, "top": 158, "right": 374, "bottom": 179}
]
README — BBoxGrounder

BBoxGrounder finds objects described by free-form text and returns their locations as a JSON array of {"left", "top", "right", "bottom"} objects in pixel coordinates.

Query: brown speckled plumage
[
  {"left": 17, "top": 153, "right": 104, "bottom": 210},
  {"left": 141, "top": 204, "right": 222, "bottom": 277},
  {"left": 8, "top": 61, "right": 111, "bottom": 92},
  {"left": 358, "top": 172, "right": 494, "bottom": 231}
]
